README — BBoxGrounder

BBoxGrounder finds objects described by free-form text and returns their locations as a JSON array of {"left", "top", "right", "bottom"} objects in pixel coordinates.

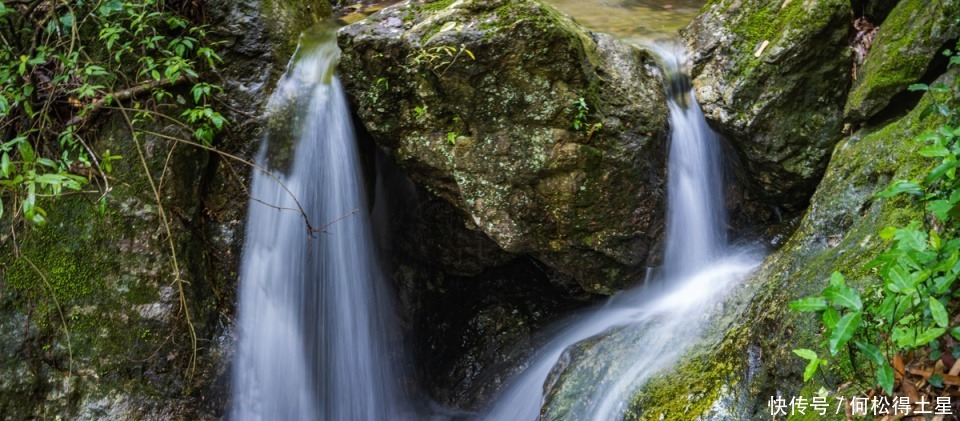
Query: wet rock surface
[
  {"left": 684, "top": 0, "right": 853, "bottom": 209},
  {"left": 338, "top": 0, "right": 670, "bottom": 294}
]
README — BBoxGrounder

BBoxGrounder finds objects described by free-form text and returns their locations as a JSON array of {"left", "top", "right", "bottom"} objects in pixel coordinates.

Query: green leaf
[
  {"left": 930, "top": 374, "right": 945, "bottom": 388},
  {"left": 824, "top": 285, "right": 863, "bottom": 311},
  {"left": 877, "top": 181, "right": 923, "bottom": 198},
  {"left": 894, "top": 226, "right": 928, "bottom": 252},
  {"left": 59, "top": 13, "right": 74, "bottom": 30},
  {"left": 793, "top": 348, "right": 818, "bottom": 361},
  {"left": 803, "top": 358, "right": 821, "bottom": 382},
  {"left": 878, "top": 296, "right": 896, "bottom": 323},
  {"left": 877, "top": 364, "right": 894, "bottom": 395},
  {"left": 929, "top": 200, "right": 958, "bottom": 222},
  {"left": 886, "top": 265, "right": 915, "bottom": 293},
  {"left": 789, "top": 296, "right": 828, "bottom": 312},
  {"left": 823, "top": 306, "right": 840, "bottom": 329},
  {"left": 951, "top": 326, "right": 960, "bottom": 341},
  {"left": 908, "top": 83, "right": 930, "bottom": 91},
  {"left": 829, "top": 271, "right": 845, "bottom": 287},
  {"left": 930, "top": 298, "right": 949, "bottom": 328},
  {"left": 924, "top": 158, "right": 958, "bottom": 185},
  {"left": 829, "top": 311, "right": 862, "bottom": 355},
  {"left": 880, "top": 226, "right": 897, "bottom": 240},
  {"left": 0, "top": 152, "right": 10, "bottom": 178},
  {"left": 855, "top": 341, "right": 886, "bottom": 366},
  {"left": 919, "top": 144, "right": 951, "bottom": 157},
  {"left": 18, "top": 141, "right": 34, "bottom": 163},
  {"left": 916, "top": 327, "right": 946, "bottom": 347}
]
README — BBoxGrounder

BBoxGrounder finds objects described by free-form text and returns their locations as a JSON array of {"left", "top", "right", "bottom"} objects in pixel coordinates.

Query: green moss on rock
[
  {"left": 844, "top": 0, "right": 960, "bottom": 123},
  {"left": 338, "top": 0, "right": 669, "bottom": 293},
  {"left": 684, "top": 0, "right": 852, "bottom": 208},
  {"left": 620, "top": 71, "right": 956, "bottom": 419}
]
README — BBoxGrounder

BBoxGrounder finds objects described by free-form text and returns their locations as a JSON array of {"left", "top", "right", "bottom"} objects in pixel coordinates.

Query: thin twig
[{"left": 117, "top": 107, "right": 198, "bottom": 378}]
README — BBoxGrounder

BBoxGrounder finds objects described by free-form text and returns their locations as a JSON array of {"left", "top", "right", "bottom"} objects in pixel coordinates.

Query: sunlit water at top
[{"left": 543, "top": 0, "right": 705, "bottom": 38}]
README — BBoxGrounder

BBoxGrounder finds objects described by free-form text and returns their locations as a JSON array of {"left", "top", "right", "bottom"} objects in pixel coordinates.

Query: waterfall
[
  {"left": 481, "top": 41, "right": 761, "bottom": 420},
  {"left": 231, "top": 26, "right": 407, "bottom": 420}
]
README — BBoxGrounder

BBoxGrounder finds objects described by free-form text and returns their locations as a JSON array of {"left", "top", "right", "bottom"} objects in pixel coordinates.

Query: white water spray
[
  {"left": 231, "top": 27, "right": 407, "bottom": 420},
  {"left": 481, "top": 41, "right": 761, "bottom": 420}
]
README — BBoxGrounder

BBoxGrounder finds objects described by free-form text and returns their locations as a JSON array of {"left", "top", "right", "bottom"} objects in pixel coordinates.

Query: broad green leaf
[
  {"left": 951, "top": 326, "right": 960, "bottom": 341},
  {"left": 824, "top": 285, "right": 862, "bottom": 311},
  {"left": 886, "top": 265, "right": 914, "bottom": 293},
  {"left": 893, "top": 326, "right": 915, "bottom": 348},
  {"left": 930, "top": 298, "right": 949, "bottom": 328},
  {"left": 919, "top": 144, "right": 951, "bottom": 157},
  {"left": 829, "top": 311, "right": 861, "bottom": 355},
  {"left": 789, "top": 297, "right": 827, "bottom": 312},
  {"left": 877, "top": 181, "right": 923, "bottom": 198},
  {"left": 18, "top": 141, "right": 34, "bottom": 163},
  {"left": 880, "top": 226, "right": 897, "bottom": 240},
  {"left": 877, "top": 364, "right": 894, "bottom": 395},
  {"left": 916, "top": 327, "right": 946, "bottom": 347},
  {"left": 878, "top": 296, "right": 896, "bottom": 323},
  {"left": 895, "top": 225, "right": 928, "bottom": 252},
  {"left": 933, "top": 274, "right": 958, "bottom": 295},
  {"left": 855, "top": 341, "right": 886, "bottom": 366},
  {"left": 36, "top": 158, "right": 56, "bottom": 168},
  {"left": 823, "top": 306, "right": 840, "bottom": 329},
  {"left": 829, "top": 271, "right": 845, "bottom": 287},
  {"left": 793, "top": 348, "right": 818, "bottom": 361},
  {"left": 930, "top": 374, "right": 945, "bottom": 388},
  {"left": 929, "top": 200, "right": 958, "bottom": 221},
  {"left": 925, "top": 159, "right": 958, "bottom": 185}
]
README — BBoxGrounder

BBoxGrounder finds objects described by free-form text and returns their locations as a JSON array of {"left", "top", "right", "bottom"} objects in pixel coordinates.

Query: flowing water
[
  {"left": 481, "top": 42, "right": 761, "bottom": 420},
  {"left": 231, "top": 27, "right": 407, "bottom": 420}
]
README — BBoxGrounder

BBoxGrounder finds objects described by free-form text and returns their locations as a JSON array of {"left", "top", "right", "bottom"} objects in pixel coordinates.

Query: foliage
[
  {"left": 0, "top": 0, "right": 225, "bottom": 226},
  {"left": 571, "top": 97, "right": 602, "bottom": 140},
  {"left": 407, "top": 43, "right": 474, "bottom": 76},
  {"left": 1, "top": 0, "right": 228, "bottom": 379},
  {"left": 790, "top": 47, "right": 960, "bottom": 397}
]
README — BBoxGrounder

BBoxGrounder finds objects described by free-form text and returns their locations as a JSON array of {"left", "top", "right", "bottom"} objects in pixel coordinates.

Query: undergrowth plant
[
  {"left": 791, "top": 47, "right": 960, "bottom": 398},
  {"left": 1, "top": 0, "right": 228, "bottom": 377}
]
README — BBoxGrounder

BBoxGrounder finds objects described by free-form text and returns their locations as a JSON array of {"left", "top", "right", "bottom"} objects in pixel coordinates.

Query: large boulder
[
  {"left": 685, "top": 0, "right": 853, "bottom": 208},
  {"left": 338, "top": 0, "right": 670, "bottom": 293}
]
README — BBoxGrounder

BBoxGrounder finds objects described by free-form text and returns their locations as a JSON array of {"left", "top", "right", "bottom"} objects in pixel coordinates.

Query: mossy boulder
[
  {"left": 684, "top": 0, "right": 852, "bottom": 208},
  {"left": 0, "top": 116, "right": 222, "bottom": 419},
  {"left": 605, "top": 71, "right": 954, "bottom": 420},
  {"left": 844, "top": 0, "right": 960, "bottom": 124},
  {"left": 338, "top": 0, "right": 669, "bottom": 293}
]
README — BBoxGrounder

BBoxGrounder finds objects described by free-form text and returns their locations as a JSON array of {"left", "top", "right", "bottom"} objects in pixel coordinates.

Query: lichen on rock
[
  {"left": 338, "top": 0, "right": 670, "bottom": 293},
  {"left": 685, "top": 0, "right": 853, "bottom": 208}
]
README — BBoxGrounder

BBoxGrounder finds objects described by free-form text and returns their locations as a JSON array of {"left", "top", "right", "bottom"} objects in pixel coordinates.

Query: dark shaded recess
[
  {"left": 850, "top": 0, "right": 901, "bottom": 22},
  {"left": 704, "top": 128, "right": 802, "bottom": 252},
  {"left": 347, "top": 102, "right": 594, "bottom": 409},
  {"left": 865, "top": 37, "right": 958, "bottom": 127},
  {"left": 413, "top": 257, "right": 591, "bottom": 410}
]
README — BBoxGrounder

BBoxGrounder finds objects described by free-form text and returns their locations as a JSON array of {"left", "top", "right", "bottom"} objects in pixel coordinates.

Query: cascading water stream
[
  {"left": 481, "top": 41, "right": 762, "bottom": 420},
  {"left": 231, "top": 26, "right": 407, "bottom": 420}
]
